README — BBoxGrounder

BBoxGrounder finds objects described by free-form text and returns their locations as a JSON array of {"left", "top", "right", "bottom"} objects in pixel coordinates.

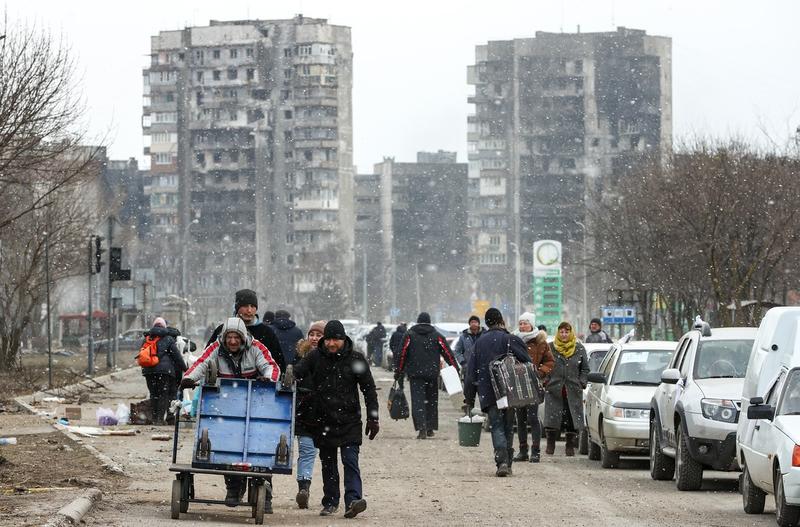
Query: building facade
[
  {"left": 142, "top": 15, "right": 354, "bottom": 324},
  {"left": 467, "top": 27, "right": 671, "bottom": 325}
]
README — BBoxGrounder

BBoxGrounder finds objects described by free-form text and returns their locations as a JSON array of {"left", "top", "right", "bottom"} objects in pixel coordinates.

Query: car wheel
[
  {"left": 599, "top": 423, "right": 620, "bottom": 469},
  {"left": 588, "top": 429, "right": 601, "bottom": 461},
  {"left": 741, "top": 459, "right": 766, "bottom": 514},
  {"left": 650, "top": 419, "right": 675, "bottom": 481},
  {"left": 775, "top": 464, "right": 800, "bottom": 527},
  {"left": 578, "top": 428, "right": 589, "bottom": 455},
  {"left": 675, "top": 424, "right": 703, "bottom": 491}
]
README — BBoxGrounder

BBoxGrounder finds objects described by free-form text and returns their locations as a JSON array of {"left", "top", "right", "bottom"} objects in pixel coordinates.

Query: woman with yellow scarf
[{"left": 543, "top": 321, "right": 589, "bottom": 456}]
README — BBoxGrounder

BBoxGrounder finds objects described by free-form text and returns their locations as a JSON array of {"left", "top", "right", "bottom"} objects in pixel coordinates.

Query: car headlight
[
  {"left": 610, "top": 407, "right": 649, "bottom": 420},
  {"left": 700, "top": 398, "right": 738, "bottom": 423}
]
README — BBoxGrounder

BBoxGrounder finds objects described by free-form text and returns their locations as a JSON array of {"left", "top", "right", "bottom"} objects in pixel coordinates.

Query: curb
[{"left": 42, "top": 488, "right": 102, "bottom": 527}]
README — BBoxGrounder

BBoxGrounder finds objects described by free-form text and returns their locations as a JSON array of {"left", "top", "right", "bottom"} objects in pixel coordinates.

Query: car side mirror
[
  {"left": 661, "top": 368, "right": 681, "bottom": 384},
  {"left": 747, "top": 403, "right": 775, "bottom": 421},
  {"left": 587, "top": 372, "right": 606, "bottom": 384}
]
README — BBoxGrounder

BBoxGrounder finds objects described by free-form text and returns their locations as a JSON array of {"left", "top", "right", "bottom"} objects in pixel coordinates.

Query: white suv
[{"left": 649, "top": 323, "right": 757, "bottom": 490}]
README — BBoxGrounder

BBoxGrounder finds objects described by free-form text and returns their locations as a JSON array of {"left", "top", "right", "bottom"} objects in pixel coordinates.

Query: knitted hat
[
  {"left": 308, "top": 320, "right": 326, "bottom": 336},
  {"left": 590, "top": 317, "right": 602, "bottom": 326},
  {"left": 152, "top": 317, "right": 167, "bottom": 328},
  {"left": 263, "top": 311, "right": 275, "bottom": 324},
  {"left": 485, "top": 308, "right": 504, "bottom": 327},
  {"left": 275, "top": 309, "right": 291, "bottom": 320},
  {"left": 468, "top": 315, "right": 480, "bottom": 324},
  {"left": 234, "top": 289, "right": 258, "bottom": 311},
  {"left": 417, "top": 312, "right": 431, "bottom": 324},
  {"left": 323, "top": 320, "right": 347, "bottom": 340},
  {"left": 518, "top": 312, "right": 536, "bottom": 328}
]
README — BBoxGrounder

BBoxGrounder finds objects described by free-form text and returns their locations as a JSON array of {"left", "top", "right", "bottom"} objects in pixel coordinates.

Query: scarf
[
  {"left": 514, "top": 329, "right": 539, "bottom": 344},
  {"left": 554, "top": 329, "right": 577, "bottom": 359}
]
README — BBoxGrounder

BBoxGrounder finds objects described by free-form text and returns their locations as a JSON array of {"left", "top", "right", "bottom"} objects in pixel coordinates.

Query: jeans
[
  {"left": 515, "top": 404, "right": 541, "bottom": 450},
  {"left": 409, "top": 377, "right": 438, "bottom": 432},
  {"left": 297, "top": 435, "right": 317, "bottom": 481},
  {"left": 145, "top": 373, "right": 176, "bottom": 425},
  {"left": 487, "top": 405, "right": 514, "bottom": 466},
  {"left": 319, "top": 445, "right": 362, "bottom": 508}
]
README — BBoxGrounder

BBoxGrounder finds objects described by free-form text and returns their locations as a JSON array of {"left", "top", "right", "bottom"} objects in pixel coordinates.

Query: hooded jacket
[
  {"left": 389, "top": 324, "right": 407, "bottom": 354},
  {"left": 141, "top": 325, "right": 186, "bottom": 377},
  {"left": 271, "top": 317, "right": 304, "bottom": 365},
  {"left": 396, "top": 323, "right": 459, "bottom": 380},
  {"left": 294, "top": 336, "right": 378, "bottom": 447},
  {"left": 207, "top": 316, "right": 286, "bottom": 373},
  {"left": 185, "top": 318, "right": 280, "bottom": 383}
]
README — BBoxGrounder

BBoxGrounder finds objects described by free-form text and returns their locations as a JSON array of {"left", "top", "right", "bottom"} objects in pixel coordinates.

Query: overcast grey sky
[{"left": 5, "top": 0, "right": 800, "bottom": 172}]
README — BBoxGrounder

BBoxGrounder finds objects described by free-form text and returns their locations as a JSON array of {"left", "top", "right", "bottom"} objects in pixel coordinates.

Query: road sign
[{"left": 601, "top": 306, "right": 636, "bottom": 325}]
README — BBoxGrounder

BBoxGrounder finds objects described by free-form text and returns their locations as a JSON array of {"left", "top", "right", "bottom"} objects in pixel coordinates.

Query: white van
[{"left": 737, "top": 307, "right": 800, "bottom": 525}]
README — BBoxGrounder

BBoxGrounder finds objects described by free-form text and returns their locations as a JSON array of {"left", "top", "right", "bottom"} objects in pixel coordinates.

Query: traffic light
[
  {"left": 94, "top": 236, "right": 105, "bottom": 274},
  {"left": 109, "top": 247, "right": 131, "bottom": 281}
]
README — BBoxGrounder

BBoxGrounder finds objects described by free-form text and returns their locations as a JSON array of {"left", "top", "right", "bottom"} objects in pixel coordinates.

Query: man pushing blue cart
[{"left": 172, "top": 317, "right": 289, "bottom": 524}]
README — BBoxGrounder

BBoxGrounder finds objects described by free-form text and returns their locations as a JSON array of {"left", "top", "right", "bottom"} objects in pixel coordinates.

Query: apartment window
[
  {"left": 229, "top": 110, "right": 237, "bottom": 121},
  {"left": 284, "top": 131, "right": 293, "bottom": 142},
  {"left": 286, "top": 255, "right": 294, "bottom": 265},
  {"left": 304, "top": 150, "right": 313, "bottom": 161},
  {"left": 284, "top": 47, "right": 292, "bottom": 57},
  {"left": 166, "top": 92, "right": 175, "bottom": 102},
  {"left": 280, "top": 90, "right": 291, "bottom": 101},
  {"left": 286, "top": 233, "right": 294, "bottom": 243},
  {"left": 284, "top": 68, "right": 293, "bottom": 79},
  {"left": 230, "top": 173, "right": 239, "bottom": 183},
  {"left": 574, "top": 59, "right": 583, "bottom": 74},
  {"left": 195, "top": 152, "right": 205, "bottom": 165},
  {"left": 196, "top": 91, "right": 203, "bottom": 105},
  {"left": 213, "top": 49, "right": 220, "bottom": 59},
  {"left": 227, "top": 68, "right": 238, "bottom": 80},
  {"left": 230, "top": 150, "right": 239, "bottom": 162},
  {"left": 196, "top": 71, "right": 204, "bottom": 83},
  {"left": 213, "top": 152, "right": 222, "bottom": 163},
  {"left": 301, "top": 64, "right": 311, "bottom": 75},
  {"left": 230, "top": 48, "right": 238, "bottom": 59},
  {"left": 213, "top": 70, "right": 221, "bottom": 81},
  {"left": 194, "top": 50, "right": 204, "bottom": 64},
  {"left": 284, "top": 110, "right": 293, "bottom": 119},
  {"left": 246, "top": 68, "right": 255, "bottom": 81},
  {"left": 154, "top": 153, "right": 171, "bottom": 165}
]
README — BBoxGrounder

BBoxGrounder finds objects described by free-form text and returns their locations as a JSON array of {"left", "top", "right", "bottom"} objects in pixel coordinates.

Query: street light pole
[
  {"left": 415, "top": 261, "right": 421, "bottom": 316},
  {"left": 575, "top": 220, "right": 588, "bottom": 335},
  {"left": 362, "top": 251, "right": 368, "bottom": 322},
  {"left": 509, "top": 242, "right": 521, "bottom": 321},
  {"left": 45, "top": 229, "right": 53, "bottom": 389}
]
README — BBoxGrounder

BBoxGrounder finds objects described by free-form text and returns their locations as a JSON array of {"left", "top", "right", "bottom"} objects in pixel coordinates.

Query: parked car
[
  {"left": 649, "top": 320, "right": 756, "bottom": 490},
  {"left": 737, "top": 307, "right": 800, "bottom": 524},
  {"left": 585, "top": 340, "right": 675, "bottom": 468},
  {"left": 578, "top": 342, "right": 614, "bottom": 454},
  {"left": 94, "top": 328, "right": 148, "bottom": 358}
]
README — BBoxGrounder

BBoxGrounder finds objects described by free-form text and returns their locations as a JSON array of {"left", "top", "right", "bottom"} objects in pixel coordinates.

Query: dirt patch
[{"left": 0, "top": 351, "right": 117, "bottom": 400}]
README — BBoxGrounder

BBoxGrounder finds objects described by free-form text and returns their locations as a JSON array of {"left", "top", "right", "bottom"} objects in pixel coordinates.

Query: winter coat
[
  {"left": 463, "top": 328, "right": 531, "bottom": 412},
  {"left": 543, "top": 341, "right": 589, "bottom": 431},
  {"left": 366, "top": 324, "right": 386, "bottom": 354},
  {"left": 186, "top": 318, "right": 281, "bottom": 383},
  {"left": 271, "top": 318, "right": 304, "bottom": 365},
  {"left": 294, "top": 337, "right": 378, "bottom": 448},
  {"left": 389, "top": 324, "right": 407, "bottom": 355},
  {"left": 525, "top": 332, "right": 555, "bottom": 379},
  {"left": 293, "top": 339, "right": 317, "bottom": 437},
  {"left": 395, "top": 323, "right": 458, "bottom": 380},
  {"left": 208, "top": 318, "right": 286, "bottom": 373},
  {"left": 453, "top": 328, "right": 485, "bottom": 368},
  {"left": 585, "top": 330, "right": 613, "bottom": 344},
  {"left": 141, "top": 326, "right": 186, "bottom": 377}
]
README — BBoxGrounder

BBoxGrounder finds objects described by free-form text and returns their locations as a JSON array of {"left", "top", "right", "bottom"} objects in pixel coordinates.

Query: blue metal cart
[{"left": 169, "top": 375, "right": 295, "bottom": 523}]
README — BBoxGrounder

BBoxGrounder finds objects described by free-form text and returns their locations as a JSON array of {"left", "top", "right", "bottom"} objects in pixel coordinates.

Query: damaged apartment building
[
  {"left": 467, "top": 27, "right": 671, "bottom": 322},
  {"left": 142, "top": 15, "right": 354, "bottom": 323}
]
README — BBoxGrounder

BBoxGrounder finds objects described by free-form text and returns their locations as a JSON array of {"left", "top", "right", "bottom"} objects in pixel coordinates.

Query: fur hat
[
  {"left": 484, "top": 307, "right": 504, "bottom": 327},
  {"left": 323, "top": 320, "right": 347, "bottom": 340},
  {"left": 234, "top": 289, "right": 258, "bottom": 311},
  {"left": 417, "top": 312, "right": 431, "bottom": 324}
]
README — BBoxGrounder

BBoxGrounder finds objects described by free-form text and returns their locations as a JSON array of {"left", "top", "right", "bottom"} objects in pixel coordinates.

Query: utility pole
[
  {"left": 87, "top": 236, "right": 94, "bottom": 375},
  {"left": 362, "top": 251, "right": 367, "bottom": 322},
  {"left": 45, "top": 230, "right": 53, "bottom": 389},
  {"left": 106, "top": 217, "right": 113, "bottom": 368},
  {"left": 415, "top": 262, "right": 421, "bottom": 316}
]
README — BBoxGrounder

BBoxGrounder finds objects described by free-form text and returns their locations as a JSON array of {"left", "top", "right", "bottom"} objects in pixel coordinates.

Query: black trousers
[
  {"left": 409, "top": 377, "right": 438, "bottom": 432},
  {"left": 515, "top": 404, "right": 542, "bottom": 450},
  {"left": 145, "top": 373, "right": 176, "bottom": 425}
]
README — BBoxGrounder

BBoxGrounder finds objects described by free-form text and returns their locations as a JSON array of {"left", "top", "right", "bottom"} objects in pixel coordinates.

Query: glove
[
  {"left": 393, "top": 371, "right": 402, "bottom": 381},
  {"left": 462, "top": 401, "right": 474, "bottom": 416},
  {"left": 365, "top": 420, "right": 380, "bottom": 440},
  {"left": 179, "top": 377, "right": 197, "bottom": 390}
]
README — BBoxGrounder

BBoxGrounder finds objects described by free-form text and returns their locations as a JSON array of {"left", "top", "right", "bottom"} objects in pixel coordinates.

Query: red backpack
[{"left": 137, "top": 336, "right": 161, "bottom": 367}]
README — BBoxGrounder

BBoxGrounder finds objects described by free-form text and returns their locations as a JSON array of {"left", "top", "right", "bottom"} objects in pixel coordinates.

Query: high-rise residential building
[
  {"left": 467, "top": 27, "right": 671, "bottom": 324},
  {"left": 370, "top": 152, "right": 469, "bottom": 322},
  {"left": 142, "top": 15, "right": 354, "bottom": 324}
]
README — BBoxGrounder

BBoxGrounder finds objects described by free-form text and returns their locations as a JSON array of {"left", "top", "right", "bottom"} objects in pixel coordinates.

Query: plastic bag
[
  {"left": 96, "top": 407, "right": 118, "bottom": 426},
  {"left": 115, "top": 403, "right": 130, "bottom": 425}
]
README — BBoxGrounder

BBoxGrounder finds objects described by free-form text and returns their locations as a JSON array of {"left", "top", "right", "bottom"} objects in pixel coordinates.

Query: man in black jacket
[
  {"left": 389, "top": 322, "right": 407, "bottom": 368},
  {"left": 271, "top": 309, "right": 304, "bottom": 364},
  {"left": 294, "top": 320, "right": 379, "bottom": 519},
  {"left": 204, "top": 288, "right": 284, "bottom": 513},
  {"left": 141, "top": 317, "right": 186, "bottom": 425},
  {"left": 395, "top": 312, "right": 459, "bottom": 439},
  {"left": 365, "top": 322, "right": 386, "bottom": 366},
  {"left": 464, "top": 308, "right": 531, "bottom": 477}
]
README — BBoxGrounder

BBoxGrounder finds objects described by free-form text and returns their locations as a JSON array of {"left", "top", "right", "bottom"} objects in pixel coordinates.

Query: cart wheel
[
  {"left": 247, "top": 479, "right": 256, "bottom": 507},
  {"left": 171, "top": 478, "right": 182, "bottom": 520},
  {"left": 276, "top": 434, "right": 289, "bottom": 465},
  {"left": 205, "top": 361, "right": 217, "bottom": 385},
  {"left": 180, "top": 475, "right": 190, "bottom": 514},
  {"left": 254, "top": 483, "right": 267, "bottom": 524},
  {"left": 196, "top": 428, "right": 210, "bottom": 461}
]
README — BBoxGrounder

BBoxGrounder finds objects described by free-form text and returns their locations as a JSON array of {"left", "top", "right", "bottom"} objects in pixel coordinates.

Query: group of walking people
[{"left": 141, "top": 288, "right": 377, "bottom": 519}]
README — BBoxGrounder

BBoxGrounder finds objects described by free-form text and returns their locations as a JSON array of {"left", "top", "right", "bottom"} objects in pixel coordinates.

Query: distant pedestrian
[
  {"left": 292, "top": 320, "right": 325, "bottom": 509},
  {"left": 537, "top": 324, "right": 547, "bottom": 333},
  {"left": 365, "top": 322, "right": 386, "bottom": 366},
  {"left": 294, "top": 320, "right": 379, "bottom": 519},
  {"left": 543, "top": 321, "right": 589, "bottom": 457},
  {"left": 463, "top": 308, "right": 531, "bottom": 476},
  {"left": 141, "top": 317, "right": 186, "bottom": 425},
  {"left": 585, "top": 318, "right": 613, "bottom": 343},
  {"left": 272, "top": 309, "right": 304, "bottom": 364},
  {"left": 389, "top": 322, "right": 407, "bottom": 369},
  {"left": 512, "top": 312, "right": 554, "bottom": 463},
  {"left": 395, "top": 312, "right": 459, "bottom": 439},
  {"left": 453, "top": 315, "right": 485, "bottom": 376},
  {"left": 263, "top": 310, "right": 276, "bottom": 326}
]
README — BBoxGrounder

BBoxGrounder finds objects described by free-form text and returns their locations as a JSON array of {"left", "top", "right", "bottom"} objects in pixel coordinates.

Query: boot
[
  {"left": 296, "top": 479, "right": 310, "bottom": 509},
  {"left": 494, "top": 448, "right": 510, "bottom": 477},
  {"left": 416, "top": 430, "right": 427, "bottom": 440},
  {"left": 565, "top": 432, "right": 577, "bottom": 457},
  {"left": 224, "top": 476, "right": 244, "bottom": 507},
  {"left": 513, "top": 446, "right": 529, "bottom": 462},
  {"left": 545, "top": 429, "right": 557, "bottom": 455},
  {"left": 530, "top": 445, "right": 541, "bottom": 463}
]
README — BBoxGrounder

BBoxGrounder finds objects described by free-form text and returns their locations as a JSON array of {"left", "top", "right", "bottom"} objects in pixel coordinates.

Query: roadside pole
[{"left": 87, "top": 236, "right": 94, "bottom": 375}]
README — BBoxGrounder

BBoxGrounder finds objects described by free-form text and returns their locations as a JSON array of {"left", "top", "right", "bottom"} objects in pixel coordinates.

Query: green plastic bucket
[{"left": 458, "top": 419, "right": 482, "bottom": 447}]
